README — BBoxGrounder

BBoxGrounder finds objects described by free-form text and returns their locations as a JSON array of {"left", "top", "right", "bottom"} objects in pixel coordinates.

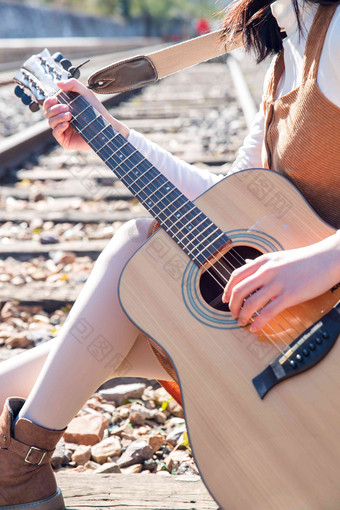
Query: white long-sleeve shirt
[{"left": 127, "top": 0, "right": 340, "bottom": 201}]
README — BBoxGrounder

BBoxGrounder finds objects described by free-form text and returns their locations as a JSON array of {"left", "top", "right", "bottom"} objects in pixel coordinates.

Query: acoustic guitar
[{"left": 15, "top": 50, "right": 340, "bottom": 510}]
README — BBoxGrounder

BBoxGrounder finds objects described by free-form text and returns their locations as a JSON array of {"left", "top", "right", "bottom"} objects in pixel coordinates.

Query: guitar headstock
[{"left": 14, "top": 49, "right": 80, "bottom": 112}]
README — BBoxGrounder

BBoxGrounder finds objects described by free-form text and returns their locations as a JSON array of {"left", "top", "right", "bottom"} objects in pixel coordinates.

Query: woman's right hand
[{"left": 43, "top": 78, "right": 130, "bottom": 151}]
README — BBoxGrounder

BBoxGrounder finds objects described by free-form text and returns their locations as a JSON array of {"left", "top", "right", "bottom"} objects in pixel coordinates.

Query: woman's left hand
[{"left": 222, "top": 233, "right": 340, "bottom": 332}]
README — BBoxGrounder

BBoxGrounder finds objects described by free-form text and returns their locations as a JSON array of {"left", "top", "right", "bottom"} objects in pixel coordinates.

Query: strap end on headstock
[{"left": 87, "top": 55, "right": 158, "bottom": 94}]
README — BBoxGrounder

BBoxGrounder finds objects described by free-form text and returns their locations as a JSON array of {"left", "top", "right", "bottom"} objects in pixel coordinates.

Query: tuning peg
[
  {"left": 21, "top": 92, "right": 32, "bottom": 106},
  {"left": 52, "top": 52, "right": 63, "bottom": 63},
  {"left": 29, "top": 101, "right": 40, "bottom": 112},
  {"left": 68, "top": 59, "right": 90, "bottom": 80},
  {"left": 14, "top": 85, "right": 24, "bottom": 98},
  {"left": 68, "top": 66, "right": 80, "bottom": 79},
  {"left": 60, "top": 58, "right": 72, "bottom": 71}
]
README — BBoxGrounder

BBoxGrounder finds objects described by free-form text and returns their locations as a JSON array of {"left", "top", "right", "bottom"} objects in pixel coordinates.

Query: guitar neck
[{"left": 58, "top": 90, "right": 229, "bottom": 266}]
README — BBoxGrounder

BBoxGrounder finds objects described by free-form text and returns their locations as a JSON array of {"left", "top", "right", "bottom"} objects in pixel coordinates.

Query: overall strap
[
  {"left": 266, "top": 50, "right": 285, "bottom": 102},
  {"left": 301, "top": 4, "right": 338, "bottom": 81}
]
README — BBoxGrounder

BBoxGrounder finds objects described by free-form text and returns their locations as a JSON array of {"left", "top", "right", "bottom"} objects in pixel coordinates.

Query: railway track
[
  {"left": 0, "top": 46, "right": 266, "bottom": 358},
  {"left": 0, "top": 36, "right": 161, "bottom": 71}
]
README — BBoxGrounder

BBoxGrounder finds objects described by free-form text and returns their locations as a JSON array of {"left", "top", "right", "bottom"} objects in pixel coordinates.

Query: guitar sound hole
[{"left": 199, "top": 245, "right": 263, "bottom": 312}]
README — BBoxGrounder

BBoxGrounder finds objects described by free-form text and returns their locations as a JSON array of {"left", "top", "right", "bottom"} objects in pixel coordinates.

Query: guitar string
[
  {"left": 206, "top": 249, "right": 306, "bottom": 337},
  {"left": 206, "top": 250, "right": 306, "bottom": 346},
  {"left": 214, "top": 247, "right": 309, "bottom": 335},
  {"left": 64, "top": 93, "right": 304, "bottom": 349},
  {"left": 59, "top": 92, "right": 301, "bottom": 355},
  {"left": 62, "top": 93, "right": 297, "bottom": 354}
]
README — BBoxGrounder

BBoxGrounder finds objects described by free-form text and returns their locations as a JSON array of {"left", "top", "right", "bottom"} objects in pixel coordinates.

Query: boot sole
[{"left": 0, "top": 489, "right": 65, "bottom": 510}]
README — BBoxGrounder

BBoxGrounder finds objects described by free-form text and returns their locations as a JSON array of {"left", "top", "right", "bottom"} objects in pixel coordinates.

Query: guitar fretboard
[{"left": 59, "top": 91, "right": 230, "bottom": 266}]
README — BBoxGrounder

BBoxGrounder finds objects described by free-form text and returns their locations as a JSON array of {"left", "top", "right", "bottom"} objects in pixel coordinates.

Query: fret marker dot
[
  {"left": 166, "top": 186, "right": 170, "bottom": 191},
  {"left": 188, "top": 225, "right": 192, "bottom": 229},
  {"left": 176, "top": 214, "right": 181, "bottom": 218},
  {"left": 148, "top": 201, "right": 152, "bottom": 205}
]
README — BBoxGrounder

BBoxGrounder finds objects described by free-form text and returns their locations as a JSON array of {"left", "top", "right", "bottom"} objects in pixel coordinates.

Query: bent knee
[
  {"left": 97, "top": 218, "right": 153, "bottom": 265},
  {"left": 116, "top": 218, "right": 154, "bottom": 244}
]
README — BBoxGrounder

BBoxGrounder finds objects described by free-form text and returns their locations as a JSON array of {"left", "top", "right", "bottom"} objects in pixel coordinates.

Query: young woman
[{"left": 1, "top": 0, "right": 340, "bottom": 508}]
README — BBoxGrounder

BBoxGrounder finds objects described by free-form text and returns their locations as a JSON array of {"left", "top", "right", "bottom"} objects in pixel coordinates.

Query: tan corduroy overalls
[
  {"left": 264, "top": 3, "right": 340, "bottom": 228},
  {"left": 148, "top": 4, "right": 340, "bottom": 406}
]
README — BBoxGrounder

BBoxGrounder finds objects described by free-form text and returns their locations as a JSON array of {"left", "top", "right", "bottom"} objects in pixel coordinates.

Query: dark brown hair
[{"left": 221, "top": 0, "right": 339, "bottom": 62}]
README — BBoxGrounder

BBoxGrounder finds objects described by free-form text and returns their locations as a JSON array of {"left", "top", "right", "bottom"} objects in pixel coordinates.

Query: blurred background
[{"left": 0, "top": 0, "right": 223, "bottom": 40}]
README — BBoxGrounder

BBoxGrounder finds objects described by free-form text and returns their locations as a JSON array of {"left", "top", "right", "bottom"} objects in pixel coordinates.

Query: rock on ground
[{"left": 64, "top": 413, "right": 109, "bottom": 446}]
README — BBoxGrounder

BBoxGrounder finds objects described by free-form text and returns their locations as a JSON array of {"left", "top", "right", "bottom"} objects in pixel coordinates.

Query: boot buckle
[{"left": 25, "top": 446, "right": 46, "bottom": 465}]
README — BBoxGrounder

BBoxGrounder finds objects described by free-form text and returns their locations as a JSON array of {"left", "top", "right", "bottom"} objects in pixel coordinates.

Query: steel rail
[{"left": 0, "top": 36, "right": 161, "bottom": 69}]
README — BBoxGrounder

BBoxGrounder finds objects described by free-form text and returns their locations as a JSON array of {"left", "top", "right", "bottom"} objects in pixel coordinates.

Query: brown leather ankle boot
[{"left": 0, "top": 398, "right": 66, "bottom": 510}]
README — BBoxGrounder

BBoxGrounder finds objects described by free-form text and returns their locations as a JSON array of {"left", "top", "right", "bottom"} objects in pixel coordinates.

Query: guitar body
[{"left": 119, "top": 169, "right": 340, "bottom": 510}]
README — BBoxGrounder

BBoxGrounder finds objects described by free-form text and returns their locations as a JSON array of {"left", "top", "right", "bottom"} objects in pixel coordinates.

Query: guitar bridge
[{"left": 252, "top": 301, "right": 340, "bottom": 399}]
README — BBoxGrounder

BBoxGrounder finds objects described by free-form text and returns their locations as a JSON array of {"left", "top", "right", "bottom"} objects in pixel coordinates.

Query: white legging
[{"left": 0, "top": 218, "right": 171, "bottom": 430}]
